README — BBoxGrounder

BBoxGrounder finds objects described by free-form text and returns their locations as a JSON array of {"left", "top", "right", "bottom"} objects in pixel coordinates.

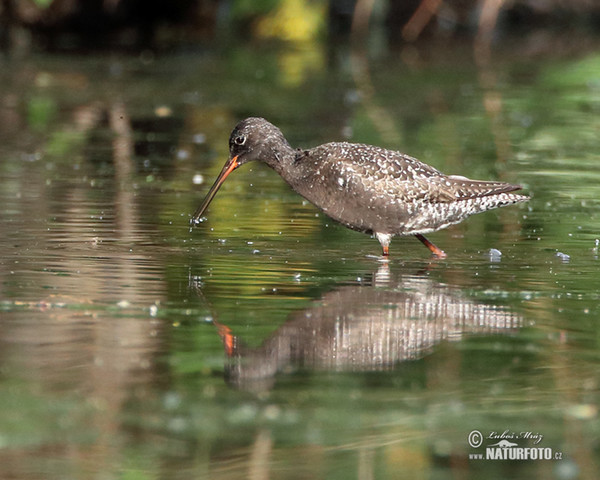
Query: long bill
[{"left": 191, "top": 155, "right": 239, "bottom": 225}]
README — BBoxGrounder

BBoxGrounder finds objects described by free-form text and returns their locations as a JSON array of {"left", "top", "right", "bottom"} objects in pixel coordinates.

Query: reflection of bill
[{"left": 210, "top": 266, "right": 522, "bottom": 391}]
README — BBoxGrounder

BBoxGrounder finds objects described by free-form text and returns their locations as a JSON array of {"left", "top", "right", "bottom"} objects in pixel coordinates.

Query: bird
[{"left": 191, "top": 117, "right": 528, "bottom": 257}]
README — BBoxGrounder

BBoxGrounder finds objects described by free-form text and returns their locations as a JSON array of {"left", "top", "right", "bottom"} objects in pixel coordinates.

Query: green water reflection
[{"left": 1, "top": 38, "right": 599, "bottom": 479}]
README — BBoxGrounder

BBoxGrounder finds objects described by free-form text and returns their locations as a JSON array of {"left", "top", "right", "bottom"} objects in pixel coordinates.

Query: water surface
[{"left": 1, "top": 40, "right": 599, "bottom": 479}]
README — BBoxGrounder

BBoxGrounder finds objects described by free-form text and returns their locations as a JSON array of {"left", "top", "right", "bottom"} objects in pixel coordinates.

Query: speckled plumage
[{"left": 193, "top": 117, "right": 529, "bottom": 257}]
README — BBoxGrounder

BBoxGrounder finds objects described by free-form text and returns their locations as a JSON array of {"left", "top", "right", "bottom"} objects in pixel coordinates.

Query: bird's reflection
[{"left": 205, "top": 265, "right": 522, "bottom": 392}]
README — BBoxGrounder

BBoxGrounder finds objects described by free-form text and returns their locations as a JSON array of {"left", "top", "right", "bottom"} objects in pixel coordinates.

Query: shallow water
[{"left": 1, "top": 39, "right": 600, "bottom": 479}]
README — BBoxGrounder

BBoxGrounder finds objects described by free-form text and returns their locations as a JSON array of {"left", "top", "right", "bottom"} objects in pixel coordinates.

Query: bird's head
[
  {"left": 191, "top": 117, "right": 289, "bottom": 224},
  {"left": 228, "top": 117, "right": 288, "bottom": 167}
]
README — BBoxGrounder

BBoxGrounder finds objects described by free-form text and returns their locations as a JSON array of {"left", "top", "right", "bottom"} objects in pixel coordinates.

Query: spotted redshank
[{"left": 192, "top": 117, "right": 528, "bottom": 257}]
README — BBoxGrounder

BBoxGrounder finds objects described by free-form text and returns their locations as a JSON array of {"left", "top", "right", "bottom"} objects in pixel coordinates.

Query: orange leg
[
  {"left": 375, "top": 233, "right": 392, "bottom": 257},
  {"left": 415, "top": 234, "right": 447, "bottom": 258}
]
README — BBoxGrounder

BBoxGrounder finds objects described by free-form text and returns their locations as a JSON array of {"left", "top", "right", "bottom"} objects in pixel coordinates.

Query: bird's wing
[
  {"left": 406, "top": 176, "right": 524, "bottom": 204},
  {"left": 443, "top": 175, "right": 524, "bottom": 200},
  {"left": 307, "top": 142, "right": 444, "bottom": 180},
  {"left": 305, "top": 143, "right": 523, "bottom": 204}
]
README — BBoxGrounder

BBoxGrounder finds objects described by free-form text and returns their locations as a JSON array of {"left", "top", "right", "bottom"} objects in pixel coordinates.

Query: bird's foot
[{"left": 415, "top": 234, "right": 446, "bottom": 259}]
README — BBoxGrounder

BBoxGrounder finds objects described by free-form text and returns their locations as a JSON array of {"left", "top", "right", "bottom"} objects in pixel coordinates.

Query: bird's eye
[{"left": 234, "top": 135, "right": 246, "bottom": 146}]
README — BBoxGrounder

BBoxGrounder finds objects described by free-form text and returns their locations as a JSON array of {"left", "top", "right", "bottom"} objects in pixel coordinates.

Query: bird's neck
[{"left": 260, "top": 141, "right": 297, "bottom": 178}]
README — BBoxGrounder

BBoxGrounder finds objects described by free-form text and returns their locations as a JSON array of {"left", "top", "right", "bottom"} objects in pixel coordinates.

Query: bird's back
[{"left": 286, "top": 141, "right": 528, "bottom": 236}]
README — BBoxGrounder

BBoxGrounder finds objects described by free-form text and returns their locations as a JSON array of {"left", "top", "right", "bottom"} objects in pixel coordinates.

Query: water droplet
[
  {"left": 554, "top": 458, "right": 579, "bottom": 480},
  {"left": 192, "top": 174, "right": 204, "bottom": 185},
  {"left": 168, "top": 417, "right": 187, "bottom": 433},
  {"left": 192, "top": 133, "right": 206, "bottom": 144},
  {"left": 488, "top": 248, "right": 502, "bottom": 263},
  {"left": 163, "top": 392, "right": 181, "bottom": 410}
]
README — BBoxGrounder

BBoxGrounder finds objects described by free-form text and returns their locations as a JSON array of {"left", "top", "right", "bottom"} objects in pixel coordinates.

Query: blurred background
[{"left": 2, "top": 0, "right": 600, "bottom": 50}]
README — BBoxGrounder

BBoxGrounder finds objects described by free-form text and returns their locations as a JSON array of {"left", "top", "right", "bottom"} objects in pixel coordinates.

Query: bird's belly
[
  {"left": 291, "top": 177, "right": 480, "bottom": 236},
  {"left": 293, "top": 180, "right": 415, "bottom": 235}
]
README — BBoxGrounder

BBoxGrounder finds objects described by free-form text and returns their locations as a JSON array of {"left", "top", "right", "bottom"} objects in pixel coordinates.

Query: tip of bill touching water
[{"left": 189, "top": 215, "right": 207, "bottom": 232}]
